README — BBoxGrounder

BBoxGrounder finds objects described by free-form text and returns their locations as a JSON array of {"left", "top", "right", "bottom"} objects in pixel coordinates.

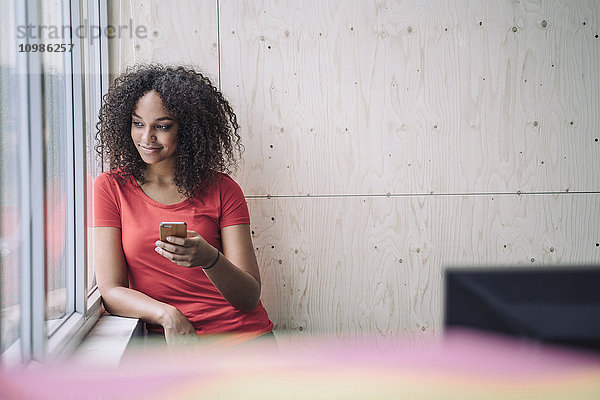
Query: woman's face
[{"left": 131, "top": 90, "right": 179, "bottom": 166}]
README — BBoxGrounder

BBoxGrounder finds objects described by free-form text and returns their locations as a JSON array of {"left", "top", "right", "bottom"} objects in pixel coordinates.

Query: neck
[{"left": 143, "top": 162, "right": 176, "bottom": 185}]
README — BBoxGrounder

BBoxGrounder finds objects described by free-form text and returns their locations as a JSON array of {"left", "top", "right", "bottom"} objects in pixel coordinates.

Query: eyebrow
[{"left": 132, "top": 112, "right": 174, "bottom": 122}]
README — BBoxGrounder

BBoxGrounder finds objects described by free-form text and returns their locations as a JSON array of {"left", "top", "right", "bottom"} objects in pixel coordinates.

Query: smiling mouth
[{"left": 140, "top": 145, "right": 163, "bottom": 153}]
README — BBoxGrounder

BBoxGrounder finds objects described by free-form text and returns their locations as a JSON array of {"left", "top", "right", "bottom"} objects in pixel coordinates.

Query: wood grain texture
[
  {"left": 108, "top": 0, "right": 219, "bottom": 83},
  {"left": 220, "top": 0, "right": 600, "bottom": 195},
  {"left": 248, "top": 194, "right": 600, "bottom": 337},
  {"left": 103, "top": 1, "right": 600, "bottom": 339}
]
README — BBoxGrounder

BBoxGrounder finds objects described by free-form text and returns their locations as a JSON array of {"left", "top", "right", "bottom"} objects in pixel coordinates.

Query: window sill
[
  {"left": 70, "top": 314, "right": 144, "bottom": 366},
  {"left": 46, "top": 288, "right": 103, "bottom": 362}
]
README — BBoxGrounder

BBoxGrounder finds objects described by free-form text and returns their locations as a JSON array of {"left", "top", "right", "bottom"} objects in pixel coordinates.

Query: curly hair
[{"left": 95, "top": 64, "right": 243, "bottom": 198}]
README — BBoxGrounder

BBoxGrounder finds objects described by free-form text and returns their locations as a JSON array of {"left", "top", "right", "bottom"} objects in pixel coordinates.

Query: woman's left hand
[{"left": 155, "top": 230, "right": 217, "bottom": 268}]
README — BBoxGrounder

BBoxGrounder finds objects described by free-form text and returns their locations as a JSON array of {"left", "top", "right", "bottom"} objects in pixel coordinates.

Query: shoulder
[
  {"left": 211, "top": 172, "right": 244, "bottom": 193},
  {"left": 94, "top": 171, "right": 115, "bottom": 188},
  {"left": 94, "top": 170, "right": 133, "bottom": 195},
  {"left": 208, "top": 173, "right": 247, "bottom": 207},
  {"left": 95, "top": 170, "right": 130, "bottom": 185},
  {"left": 211, "top": 173, "right": 250, "bottom": 224}
]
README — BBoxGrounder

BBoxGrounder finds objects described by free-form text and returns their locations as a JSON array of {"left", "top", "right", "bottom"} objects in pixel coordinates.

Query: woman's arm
[
  {"left": 156, "top": 224, "right": 261, "bottom": 312},
  {"left": 204, "top": 224, "right": 261, "bottom": 311},
  {"left": 94, "top": 227, "right": 197, "bottom": 345}
]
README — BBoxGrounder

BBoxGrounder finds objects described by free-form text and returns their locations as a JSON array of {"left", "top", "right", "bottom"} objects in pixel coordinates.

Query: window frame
[{"left": 2, "top": 0, "right": 108, "bottom": 364}]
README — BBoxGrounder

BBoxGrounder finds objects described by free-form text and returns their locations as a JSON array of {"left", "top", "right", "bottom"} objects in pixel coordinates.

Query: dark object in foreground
[{"left": 444, "top": 265, "right": 600, "bottom": 350}]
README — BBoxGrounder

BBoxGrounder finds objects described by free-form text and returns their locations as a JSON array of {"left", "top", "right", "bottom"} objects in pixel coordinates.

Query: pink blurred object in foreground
[{"left": 1, "top": 329, "right": 599, "bottom": 399}]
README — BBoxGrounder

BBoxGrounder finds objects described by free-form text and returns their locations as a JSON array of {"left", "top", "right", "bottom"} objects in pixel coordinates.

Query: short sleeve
[
  {"left": 219, "top": 174, "right": 250, "bottom": 228},
  {"left": 93, "top": 173, "right": 122, "bottom": 228}
]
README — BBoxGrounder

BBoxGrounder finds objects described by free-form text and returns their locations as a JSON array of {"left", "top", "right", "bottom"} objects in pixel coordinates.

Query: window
[
  {"left": 0, "top": 0, "right": 25, "bottom": 358},
  {"left": 0, "top": 0, "right": 108, "bottom": 363},
  {"left": 42, "top": 0, "right": 71, "bottom": 334}
]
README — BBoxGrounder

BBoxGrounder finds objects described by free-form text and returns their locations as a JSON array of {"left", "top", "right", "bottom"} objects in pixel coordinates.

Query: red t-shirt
[{"left": 93, "top": 171, "right": 273, "bottom": 338}]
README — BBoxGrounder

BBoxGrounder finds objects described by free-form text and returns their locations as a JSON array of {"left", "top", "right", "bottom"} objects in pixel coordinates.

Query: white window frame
[{"left": 2, "top": 0, "right": 108, "bottom": 364}]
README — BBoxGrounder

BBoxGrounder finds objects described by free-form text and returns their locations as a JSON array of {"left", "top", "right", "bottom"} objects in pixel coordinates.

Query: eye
[
  {"left": 132, "top": 121, "right": 143, "bottom": 127},
  {"left": 155, "top": 125, "right": 171, "bottom": 131}
]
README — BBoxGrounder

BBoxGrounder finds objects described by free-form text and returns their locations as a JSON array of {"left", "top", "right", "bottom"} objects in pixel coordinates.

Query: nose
[{"left": 140, "top": 126, "right": 156, "bottom": 142}]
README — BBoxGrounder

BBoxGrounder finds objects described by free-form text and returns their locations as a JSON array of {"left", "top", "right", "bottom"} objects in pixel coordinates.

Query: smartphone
[{"left": 159, "top": 222, "right": 187, "bottom": 242}]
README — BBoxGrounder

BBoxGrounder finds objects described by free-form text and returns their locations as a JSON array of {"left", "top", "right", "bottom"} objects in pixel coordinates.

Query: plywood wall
[{"left": 108, "top": 0, "right": 600, "bottom": 338}]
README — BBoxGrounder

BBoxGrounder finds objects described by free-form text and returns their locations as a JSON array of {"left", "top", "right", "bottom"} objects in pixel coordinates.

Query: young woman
[{"left": 93, "top": 65, "right": 273, "bottom": 347}]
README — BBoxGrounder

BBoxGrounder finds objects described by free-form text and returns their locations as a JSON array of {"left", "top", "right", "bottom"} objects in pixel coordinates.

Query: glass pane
[
  {"left": 0, "top": 0, "right": 22, "bottom": 354},
  {"left": 80, "top": 0, "right": 101, "bottom": 295},
  {"left": 41, "top": 0, "right": 69, "bottom": 324}
]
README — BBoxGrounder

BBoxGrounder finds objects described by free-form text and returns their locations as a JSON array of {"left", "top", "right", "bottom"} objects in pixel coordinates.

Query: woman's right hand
[{"left": 159, "top": 305, "right": 199, "bottom": 348}]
